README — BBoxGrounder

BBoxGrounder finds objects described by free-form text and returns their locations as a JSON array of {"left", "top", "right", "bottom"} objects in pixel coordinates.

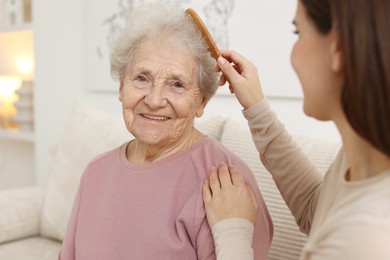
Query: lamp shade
[
  {"left": 0, "top": 75, "right": 21, "bottom": 128},
  {"left": 0, "top": 76, "right": 21, "bottom": 99}
]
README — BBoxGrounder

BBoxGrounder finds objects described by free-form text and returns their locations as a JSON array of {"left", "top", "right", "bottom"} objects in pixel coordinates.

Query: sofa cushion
[
  {"left": 0, "top": 236, "right": 61, "bottom": 260},
  {"left": 0, "top": 187, "right": 44, "bottom": 244},
  {"left": 220, "top": 118, "right": 340, "bottom": 260},
  {"left": 195, "top": 116, "right": 226, "bottom": 141},
  {"left": 40, "top": 102, "right": 131, "bottom": 241}
]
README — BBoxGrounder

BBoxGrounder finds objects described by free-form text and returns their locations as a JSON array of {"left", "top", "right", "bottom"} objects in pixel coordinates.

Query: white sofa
[{"left": 0, "top": 102, "right": 340, "bottom": 260}]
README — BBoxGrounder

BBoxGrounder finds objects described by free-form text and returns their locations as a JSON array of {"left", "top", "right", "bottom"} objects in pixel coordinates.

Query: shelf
[
  {"left": 0, "top": 129, "right": 35, "bottom": 142},
  {"left": 0, "top": 22, "right": 33, "bottom": 33}
]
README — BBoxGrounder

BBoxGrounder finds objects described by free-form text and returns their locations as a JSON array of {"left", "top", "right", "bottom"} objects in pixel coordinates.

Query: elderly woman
[{"left": 59, "top": 4, "right": 272, "bottom": 260}]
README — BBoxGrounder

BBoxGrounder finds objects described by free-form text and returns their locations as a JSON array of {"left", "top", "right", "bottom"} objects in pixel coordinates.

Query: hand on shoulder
[{"left": 203, "top": 162, "right": 258, "bottom": 227}]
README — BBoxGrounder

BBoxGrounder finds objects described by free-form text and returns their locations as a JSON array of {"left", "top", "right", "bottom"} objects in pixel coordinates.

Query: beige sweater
[{"left": 212, "top": 99, "right": 390, "bottom": 260}]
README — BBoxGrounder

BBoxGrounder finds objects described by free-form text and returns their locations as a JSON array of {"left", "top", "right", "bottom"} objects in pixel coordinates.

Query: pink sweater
[{"left": 59, "top": 137, "right": 273, "bottom": 260}]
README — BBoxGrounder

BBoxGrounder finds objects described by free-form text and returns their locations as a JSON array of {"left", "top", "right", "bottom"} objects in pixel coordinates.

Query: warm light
[
  {"left": 16, "top": 58, "right": 34, "bottom": 77},
  {"left": 0, "top": 76, "right": 21, "bottom": 129},
  {"left": 0, "top": 76, "right": 20, "bottom": 99}
]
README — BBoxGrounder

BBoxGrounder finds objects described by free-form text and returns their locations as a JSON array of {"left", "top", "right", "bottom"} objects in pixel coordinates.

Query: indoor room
[{"left": 3, "top": 0, "right": 369, "bottom": 259}]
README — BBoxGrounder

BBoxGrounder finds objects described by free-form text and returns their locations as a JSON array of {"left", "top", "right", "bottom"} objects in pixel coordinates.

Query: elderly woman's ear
[
  {"left": 196, "top": 98, "right": 207, "bottom": 118},
  {"left": 119, "top": 81, "right": 124, "bottom": 102}
]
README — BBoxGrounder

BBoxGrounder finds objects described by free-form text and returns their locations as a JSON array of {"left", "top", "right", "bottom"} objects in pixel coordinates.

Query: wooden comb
[{"left": 185, "top": 8, "right": 221, "bottom": 60}]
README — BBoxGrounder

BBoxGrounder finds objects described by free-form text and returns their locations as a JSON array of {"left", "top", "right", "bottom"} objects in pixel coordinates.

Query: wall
[
  {"left": 31, "top": 0, "right": 338, "bottom": 187},
  {"left": 0, "top": 139, "right": 35, "bottom": 189},
  {"left": 34, "top": 0, "right": 87, "bottom": 186}
]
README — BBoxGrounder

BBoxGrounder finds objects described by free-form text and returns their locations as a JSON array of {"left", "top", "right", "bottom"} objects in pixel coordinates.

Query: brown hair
[{"left": 302, "top": 0, "right": 390, "bottom": 156}]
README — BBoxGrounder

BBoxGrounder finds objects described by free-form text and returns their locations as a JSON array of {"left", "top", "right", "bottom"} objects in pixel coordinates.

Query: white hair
[{"left": 110, "top": 3, "right": 219, "bottom": 102}]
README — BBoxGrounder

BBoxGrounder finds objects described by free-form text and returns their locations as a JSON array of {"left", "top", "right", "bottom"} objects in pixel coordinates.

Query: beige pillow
[
  {"left": 0, "top": 187, "right": 44, "bottom": 243},
  {"left": 40, "top": 102, "right": 131, "bottom": 241},
  {"left": 195, "top": 116, "right": 226, "bottom": 141}
]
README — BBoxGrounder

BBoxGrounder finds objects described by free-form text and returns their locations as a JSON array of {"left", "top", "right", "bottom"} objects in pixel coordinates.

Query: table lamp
[{"left": 0, "top": 75, "right": 21, "bottom": 129}]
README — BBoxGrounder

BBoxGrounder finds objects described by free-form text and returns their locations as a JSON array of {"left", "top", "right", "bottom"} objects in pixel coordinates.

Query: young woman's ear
[{"left": 330, "top": 29, "right": 344, "bottom": 72}]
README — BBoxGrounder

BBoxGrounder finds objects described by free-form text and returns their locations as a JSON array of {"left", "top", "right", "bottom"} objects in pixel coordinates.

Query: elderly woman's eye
[
  {"left": 174, "top": 82, "right": 184, "bottom": 88},
  {"left": 136, "top": 75, "right": 147, "bottom": 82}
]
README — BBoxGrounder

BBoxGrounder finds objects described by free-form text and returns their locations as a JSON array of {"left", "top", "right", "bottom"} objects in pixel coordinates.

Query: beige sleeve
[
  {"left": 307, "top": 221, "right": 390, "bottom": 260},
  {"left": 243, "top": 99, "right": 323, "bottom": 235},
  {"left": 212, "top": 218, "right": 254, "bottom": 260}
]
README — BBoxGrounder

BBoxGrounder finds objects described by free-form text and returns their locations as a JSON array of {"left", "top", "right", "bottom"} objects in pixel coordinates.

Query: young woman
[{"left": 203, "top": 0, "right": 390, "bottom": 259}]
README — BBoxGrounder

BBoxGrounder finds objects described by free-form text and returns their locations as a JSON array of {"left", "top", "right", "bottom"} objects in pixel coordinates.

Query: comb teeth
[{"left": 185, "top": 8, "right": 221, "bottom": 60}]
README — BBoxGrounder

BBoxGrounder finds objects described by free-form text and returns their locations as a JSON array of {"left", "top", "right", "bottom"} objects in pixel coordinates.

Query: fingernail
[{"left": 217, "top": 56, "right": 226, "bottom": 65}]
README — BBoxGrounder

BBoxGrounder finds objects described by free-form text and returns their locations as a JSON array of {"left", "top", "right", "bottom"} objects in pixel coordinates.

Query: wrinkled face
[
  {"left": 119, "top": 36, "right": 206, "bottom": 147},
  {"left": 291, "top": 1, "right": 343, "bottom": 121}
]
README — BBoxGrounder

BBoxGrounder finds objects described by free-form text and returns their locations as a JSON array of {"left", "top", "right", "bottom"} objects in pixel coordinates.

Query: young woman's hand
[
  {"left": 216, "top": 50, "right": 265, "bottom": 109},
  {"left": 203, "top": 163, "right": 258, "bottom": 228}
]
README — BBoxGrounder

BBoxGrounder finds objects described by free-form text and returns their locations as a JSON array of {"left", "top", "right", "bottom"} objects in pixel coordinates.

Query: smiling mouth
[{"left": 141, "top": 114, "right": 170, "bottom": 121}]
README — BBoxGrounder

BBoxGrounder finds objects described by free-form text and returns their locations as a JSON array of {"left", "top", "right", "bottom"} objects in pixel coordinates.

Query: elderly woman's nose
[{"left": 144, "top": 84, "right": 168, "bottom": 108}]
